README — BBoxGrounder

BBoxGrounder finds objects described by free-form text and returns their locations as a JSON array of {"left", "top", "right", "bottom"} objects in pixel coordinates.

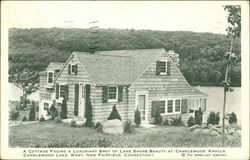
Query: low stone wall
[{"left": 189, "top": 124, "right": 241, "bottom": 139}]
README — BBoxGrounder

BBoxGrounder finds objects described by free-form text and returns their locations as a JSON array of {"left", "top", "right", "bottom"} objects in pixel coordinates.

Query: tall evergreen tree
[
  {"left": 28, "top": 101, "right": 36, "bottom": 121},
  {"left": 84, "top": 98, "right": 93, "bottom": 127},
  {"left": 60, "top": 96, "right": 67, "bottom": 119}
]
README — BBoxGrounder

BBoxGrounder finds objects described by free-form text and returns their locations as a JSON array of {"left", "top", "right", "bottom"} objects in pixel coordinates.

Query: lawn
[{"left": 9, "top": 121, "right": 241, "bottom": 148}]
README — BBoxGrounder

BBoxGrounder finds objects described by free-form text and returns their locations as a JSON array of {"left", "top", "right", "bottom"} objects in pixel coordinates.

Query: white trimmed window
[
  {"left": 175, "top": 99, "right": 181, "bottom": 112},
  {"left": 160, "top": 101, "right": 165, "bottom": 113},
  {"left": 167, "top": 100, "right": 173, "bottom": 113},
  {"left": 159, "top": 61, "right": 167, "bottom": 73},
  {"left": 44, "top": 102, "right": 49, "bottom": 110},
  {"left": 68, "top": 64, "right": 78, "bottom": 75},
  {"left": 47, "top": 71, "right": 54, "bottom": 84},
  {"left": 165, "top": 99, "right": 182, "bottom": 114},
  {"left": 108, "top": 86, "right": 118, "bottom": 101}
]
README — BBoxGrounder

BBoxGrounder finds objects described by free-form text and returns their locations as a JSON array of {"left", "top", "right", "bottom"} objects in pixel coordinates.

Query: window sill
[
  {"left": 161, "top": 112, "right": 181, "bottom": 116},
  {"left": 159, "top": 72, "right": 167, "bottom": 75},
  {"left": 45, "top": 83, "right": 54, "bottom": 88},
  {"left": 55, "top": 97, "right": 64, "bottom": 103},
  {"left": 107, "top": 99, "right": 118, "bottom": 103}
]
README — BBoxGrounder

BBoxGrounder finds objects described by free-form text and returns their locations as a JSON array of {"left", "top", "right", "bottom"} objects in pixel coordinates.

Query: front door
[
  {"left": 135, "top": 91, "right": 148, "bottom": 123},
  {"left": 78, "top": 83, "right": 85, "bottom": 118}
]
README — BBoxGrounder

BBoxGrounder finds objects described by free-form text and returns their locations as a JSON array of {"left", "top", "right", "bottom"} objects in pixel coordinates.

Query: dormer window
[
  {"left": 156, "top": 60, "right": 171, "bottom": 75},
  {"left": 47, "top": 72, "right": 54, "bottom": 84},
  {"left": 108, "top": 86, "right": 118, "bottom": 100},
  {"left": 68, "top": 64, "right": 78, "bottom": 75},
  {"left": 159, "top": 61, "right": 166, "bottom": 73}
]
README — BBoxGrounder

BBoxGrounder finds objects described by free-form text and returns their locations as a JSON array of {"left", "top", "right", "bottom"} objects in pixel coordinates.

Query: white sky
[{"left": 3, "top": 1, "right": 231, "bottom": 34}]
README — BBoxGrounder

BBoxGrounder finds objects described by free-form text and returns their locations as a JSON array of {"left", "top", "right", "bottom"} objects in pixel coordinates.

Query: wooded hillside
[{"left": 8, "top": 28, "right": 241, "bottom": 88}]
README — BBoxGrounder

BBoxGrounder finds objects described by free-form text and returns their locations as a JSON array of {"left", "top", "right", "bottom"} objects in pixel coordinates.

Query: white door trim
[
  {"left": 78, "top": 83, "right": 84, "bottom": 118},
  {"left": 135, "top": 91, "right": 149, "bottom": 124}
]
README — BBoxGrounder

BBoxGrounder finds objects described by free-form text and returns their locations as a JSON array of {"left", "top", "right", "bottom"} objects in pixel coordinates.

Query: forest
[{"left": 8, "top": 28, "right": 241, "bottom": 90}]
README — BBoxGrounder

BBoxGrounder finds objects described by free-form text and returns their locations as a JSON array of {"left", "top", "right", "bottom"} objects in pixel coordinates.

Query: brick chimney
[{"left": 168, "top": 50, "right": 179, "bottom": 68}]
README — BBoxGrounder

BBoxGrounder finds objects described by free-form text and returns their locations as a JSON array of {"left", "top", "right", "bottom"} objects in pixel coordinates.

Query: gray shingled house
[{"left": 39, "top": 48, "right": 207, "bottom": 123}]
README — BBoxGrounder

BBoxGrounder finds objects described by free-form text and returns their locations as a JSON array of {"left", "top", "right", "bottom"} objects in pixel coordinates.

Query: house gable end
[
  {"left": 129, "top": 50, "right": 207, "bottom": 97},
  {"left": 55, "top": 54, "right": 95, "bottom": 85}
]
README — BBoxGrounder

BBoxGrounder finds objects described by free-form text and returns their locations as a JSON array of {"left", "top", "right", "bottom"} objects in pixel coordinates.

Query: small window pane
[
  {"left": 44, "top": 103, "right": 49, "bottom": 110},
  {"left": 167, "top": 100, "right": 173, "bottom": 113},
  {"left": 48, "top": 72, "right": 53, "bottom": 83},
  {"left": 160, "top": 101, "right": 165, "bottom": 113},
  {"left": 108, "top": 87, "right": 117, "bottom": 99},
  {"left": 175, "top": 99, "right": 181, "bottom": 112},
  {"left": 159, "top": 61, "right": 166, "bottom": 73}
]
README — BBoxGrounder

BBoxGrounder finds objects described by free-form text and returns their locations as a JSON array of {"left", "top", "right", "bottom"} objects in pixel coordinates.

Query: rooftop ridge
[
  {"left": 73, "top": 51, "right": 132, "bottom": 59},
  {"left": 95, "top": 48, "right": 165, "bottom": 53}
]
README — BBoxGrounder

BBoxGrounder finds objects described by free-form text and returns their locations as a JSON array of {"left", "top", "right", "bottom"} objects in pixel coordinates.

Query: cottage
[{"left": 39, "top": 48, "right": 207, "bottom": 123}]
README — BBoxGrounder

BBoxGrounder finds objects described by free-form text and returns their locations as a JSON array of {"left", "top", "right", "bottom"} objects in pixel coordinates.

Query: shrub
[
  {"left": 228, "top": 112, "right": 237, "bottom": 124},
  {"left": 18, "top": 96, "right": 29, "bottom": 110},
  {"left": 95, "top": 122, "right": 103, "bottom": 132},
  {"left": 124, "top": 120, "right": 134, "bottom": 134},
  {"left": 154, "top": 107, "right": 162, "bottom": 125},
  {"left": 70, "top": 119, "right": 77, "bottom": 127},
  {"left": 22, "top": 116, "right": 27, "bottom": 121},
  {"left": 170, "top": 116, "right": 183, "bottom": 126},
  {"left": 163, "top": 119, "right": 170, "bottom": 126},
  {"left": 95, "top": 122, "right": 102, "bottom": 129},
  {"left": 207, "top": 111, "right": 220, "bottom": 125},
  {"left": 134, "top": 107, "right": 141, "bottom": 127},
  {"left": 194, "top": 109, "right": 203, "bottom": 125},
  {"left": 54, "top": 116, "right": 62, "bottom": 123},
  {"left": 28, "top": 101, "right": 36, "bottom": 121},
  {"left": 107, "top": 105, "right": 121, "bottom": 121},
  {"left": 48, "top": 102, "right": 58, "bottom": 120},
  {"left": 39, "top": 116, "right": 45, "bottom": 122},
  {"left": 60, "top": 97, "right": 67, "bottom": 119},
  {"left": 187, "top": 116, "right": 195, "bottom": 127},
  {"left": 84, "top": 98, "right": 93, "bottom": 127},
  {"left": 9, "top": 109, "right": 20, "bottom": 120}
]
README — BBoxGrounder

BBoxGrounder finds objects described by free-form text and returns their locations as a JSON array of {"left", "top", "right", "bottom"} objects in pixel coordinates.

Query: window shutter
[
  {"left": 65, "top": 85, "right": 69, "bottom": 100},
  {"left": 118, "top": 86, "right": 123, "bottom": 102},
  {"left": 75, "top": 64, "right": 78, "bottom": 74},
  {"left": 156, "top": 61, "right": 161, "bottom": 75},
  {"left": 85, "top": 84, "right": 91, "bottom": 100},
  {"left": 102, "top": 86, "right": 108, "bottom": 103},
  {"left": 167, "top": 61, "right": 171, "bottom": 75},
  {"left": 151, "top": 101, "right": 160, "bottom": 117},
  {"left": 181, "top": 99, "right": 188, "bottom": 113},
  {"left": 74, "top": 84, "right": 79, "bottom": 116},
  {"left": 68, "top": 64, "right": 71, "bottom": 74},
  {"left": 56, "top": 83, "right": 59, "bottom": 99}
]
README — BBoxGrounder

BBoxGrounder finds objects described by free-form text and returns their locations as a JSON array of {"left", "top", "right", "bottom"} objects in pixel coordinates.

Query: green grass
[{"left": 9, "top": 121, "right": 241, "bottom": 148}]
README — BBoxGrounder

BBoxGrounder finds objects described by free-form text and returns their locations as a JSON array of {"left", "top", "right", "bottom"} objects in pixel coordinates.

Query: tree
[
  {"left": 107, "top": 105, "right": 121, "bottom": 121},
  {"left": 11, "top": 68, "right": 39, "bottom": 110},
  {"left": 60, "top": 97, "right": 67, "bottom": 119},
  {"left": 28, "top": 101, "right": 36, "bottom": 121},
  {"left": 84, "top": 98, "right": 93, "bottom": 127},
  {"left": 221, "top": 5, "right": 241, "bottom": 147},
  {"left": 228, "top": 112, "right": 237, "bottom": 124},
  {"left": 134, "top": 107, "right": 141, "bottom": 127},
  {"left": 224, "top": 6, "right": 241, "bottom": 38}
]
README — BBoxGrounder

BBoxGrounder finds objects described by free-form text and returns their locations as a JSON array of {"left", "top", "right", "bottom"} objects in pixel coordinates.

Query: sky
[{"left": 3, "top": 1, "right": 230, "bottom": 34}]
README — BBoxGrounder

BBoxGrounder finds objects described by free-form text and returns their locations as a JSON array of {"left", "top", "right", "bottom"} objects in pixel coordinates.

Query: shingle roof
[
  {"left": 74, "top": 52, "right": 132, "bottom": 85},
  {"left": 49, "top": 62, "right": 64, "bottom": 70},
  {"left": 96, "top": 49, "right": 163, "bottom": 82}
]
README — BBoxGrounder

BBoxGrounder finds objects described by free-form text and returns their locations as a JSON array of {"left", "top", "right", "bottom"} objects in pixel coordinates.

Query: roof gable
[
  {"left": 74, "top": 52, "right": 132, "bottom": 85},
  {"left": 96, "top": 49, "right": 164, "bottom": 82},
  {"left": 46, "top": 62, "right": 64, "bottom": 71}
]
